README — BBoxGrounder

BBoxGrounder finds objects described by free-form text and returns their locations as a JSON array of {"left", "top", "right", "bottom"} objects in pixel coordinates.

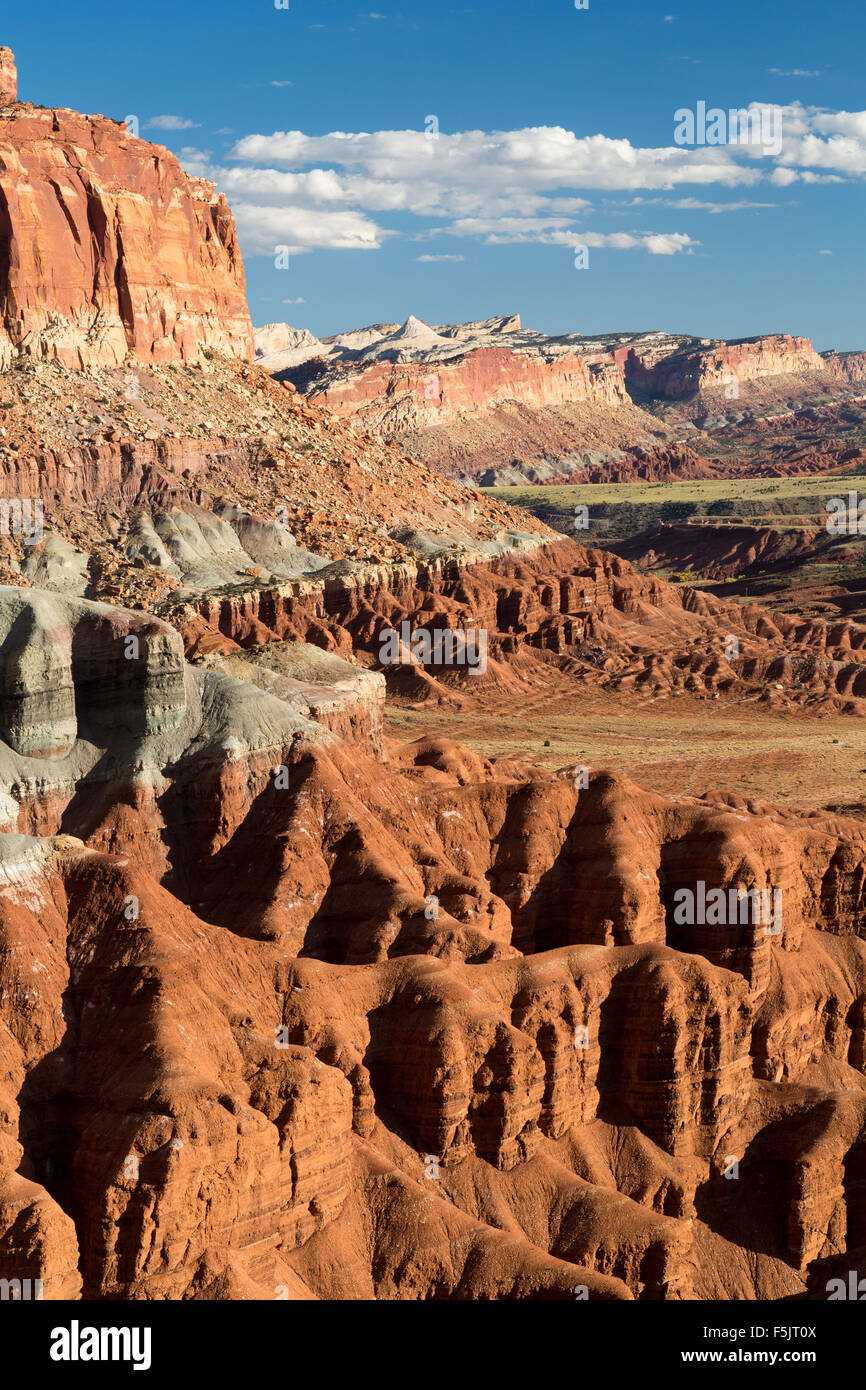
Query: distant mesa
[
  {"left": 254, "top": 313, "right": 866, "bottom": 482},
  {"left": 253, "top": 311, "right": 524, "bottom": 374}
]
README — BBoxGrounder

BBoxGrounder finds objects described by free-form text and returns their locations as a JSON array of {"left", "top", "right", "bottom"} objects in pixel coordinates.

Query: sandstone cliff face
[
  {"left": 4, "top": 56, "right": 866, "bottom": 1305},
  {"left": 0, "top": 47, "right": 16, "bottom": 105},
  {"left": 271, "top": 320, "right": 864, "bottom": 478},
  {"left": 287, "top": 345, "right": 656, "bottom": 480},
  {"left": 624, "top": 335, "right": 828, "bottom": 399},
  {"left": 307, "top": 345, "right": 629, "bottom": 432},
  {"left": 0, "top": 55, "right": 253, "bottom": 369},
  {"left": 824, "top": 351, "right": 866, "bottom": 385}
]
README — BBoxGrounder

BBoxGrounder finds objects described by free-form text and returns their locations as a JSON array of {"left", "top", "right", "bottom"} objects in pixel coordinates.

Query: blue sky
[{"left": 6, "top": 0, "right": 865, "bottom": 347}]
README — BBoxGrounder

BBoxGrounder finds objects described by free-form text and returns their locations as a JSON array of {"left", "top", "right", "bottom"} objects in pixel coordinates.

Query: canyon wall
[
  {"left": 307, "top": 345, "right": 629, "bottom": 430},
  {"left": 0, "top": 53, "right": 253, "bottom": 370},
  {"left": 824, "top": 351, "right": 866, "bottom": 386},
  {"left": 0, "top": 45, "right": 16, "bottom": 105},
  {"left": 284, "top": 332, "right": 650, "bottom": 479},
  {"left": 624, "top": 335, "right": 828, "bottom": 399},
  {"left": 272, "top": 321, "right": 864, "bottom": 479},
  {"left": 4, "top": 51, "right": 866, "bottom": 1305}
]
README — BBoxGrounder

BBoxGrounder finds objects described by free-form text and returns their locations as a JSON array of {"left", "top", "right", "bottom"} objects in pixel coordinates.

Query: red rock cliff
[
  {"left": 625, "top": 334, "right": 827, "bottom": 399},
  {"left": 0, "top": 52, "right": 253, "bottom": 369},
  {"left": 824, "top": 350, "right": 866, "bottom": 385},
  {"left": 309, "top": 345, "right": 629, "bottom": 430}
]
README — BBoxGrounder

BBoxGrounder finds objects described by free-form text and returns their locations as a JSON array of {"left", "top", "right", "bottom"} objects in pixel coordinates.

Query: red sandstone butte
[{"left": 0, "top": 51, "right": 253, "bottom": 370}]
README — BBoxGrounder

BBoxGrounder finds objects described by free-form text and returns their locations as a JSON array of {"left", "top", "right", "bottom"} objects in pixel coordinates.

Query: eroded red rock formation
[
  {"left": 624, "top": 335, "right": 827, "bottom": 399},
  {"left": 174, "top": 537, "right": 866, "bottom": 717},
  {"left": 0, "top": 46, "right": 16, "bottom": 105},
  {"left": 0, "top": 53, "right": 253, "bottom": 369},
  {"left": 273, "top": 323, "right": 866, "bottom": 479},
  {"left": 821, "top": 351, "right": 866, "bottom": 386},
  {"left": 308, "top": 345, "right": 629, "bottom": 429},
  {"left": 3, "top": 56, "right": 866, "bottom": 1309},
  {"left": 3, "top": 591, "right": 866, "bottom": 1299}
]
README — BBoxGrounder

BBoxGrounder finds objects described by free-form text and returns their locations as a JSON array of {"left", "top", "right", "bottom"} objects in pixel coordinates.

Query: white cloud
[
  {"left": 282, "top": 296, "right": 307, "bottom": 303},
  {"left": 641, "top": 232, "right": 696, "bottom": 255},
  {"left": 179, "top": 148, "right": 212, "bottom": 175},
  {"left": 229, "top": 126, "right": 762, "bottom": 194},
  {"left": 271, "top": 80, "right": 293, "bottom": 87},
  {"left": 186, "top": 104, "right": 866, "bottom": 257},
  {"left": 818, "top": 248, "right": 833, "bottom": 255},
  {"left": 432, "top": 217, "right": 698, "bottom": 254},
  {"left": 200, "top": 160, "right": 597, "bottom": 221},
  {"left": 625, "top": 195, "right": 779, "bottom": 213},
  {"left": 231, "top": 106, "right": 866, "bottom": 186},
  {"left": 779, "top": 133, "right": 866, "bottom": 175},
  {"left": 232, "top": 203, "right": 391, "bottom": 254},
  {"left": 768, "top": 68, "right": 822, "bottom": 77},
  {"left": 415, "top": 253, "right": 466, "bottom": 262},
  {"left": 146, "top": 115, "right": 201, "bottom": 130}
]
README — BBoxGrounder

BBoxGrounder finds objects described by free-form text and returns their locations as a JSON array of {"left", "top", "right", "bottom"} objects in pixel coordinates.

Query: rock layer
[
  {"left": 0, "top": 46, "right": 16, "bottom": 105},
  {"left": 0, "top": 53, "right": 253, "bottom": 369},
  {"left": 174, "top": 536, "right": 866, "bottom": 718},
  {"left": 3, "top": 589, "right": 866, "bottom": 1299},
  {"left": 266, "top": 319, "right": 865, "bottom": 478},
  {"left": 3, "top": 57, "right": 866, "bottom": 1306},
  {"left": 624, "top": 334, "right": 827, "bottom": 399}
]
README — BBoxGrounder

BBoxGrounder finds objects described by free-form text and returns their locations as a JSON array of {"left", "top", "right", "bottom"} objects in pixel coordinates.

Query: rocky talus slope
[
  {"left": 3, "top": 590, "right": 866, "bottom": 1299},
  {"left": 0, "top": 352, "right": 546, "bottom": 604},
  {"left": 4, "top": 343, "right": 866, "bottom": 716}
]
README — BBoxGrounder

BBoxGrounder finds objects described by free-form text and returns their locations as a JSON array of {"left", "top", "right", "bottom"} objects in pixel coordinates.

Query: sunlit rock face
[
  {"left": 2, "top": 585, "right": 866, "bottom": 1299},
  {"left": 0, "top": 52, "right": 253, "bottom": 371}
]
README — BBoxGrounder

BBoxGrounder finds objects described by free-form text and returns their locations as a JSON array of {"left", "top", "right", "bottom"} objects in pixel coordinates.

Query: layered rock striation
[
  {"left": 174, "top": 536, "right": 866, "bottom": 718},
  {"left": 261, "top": 318, "right": 866, "bottom": 479},
  {"left": 3, "top": 55, "right": 866, "bottom": 1306},
  {"left": 3, "top": 589, "right": 866, "bottom": 1299},
  {"left": 0, "top": 52, "right": 253, "bottom": 369}
]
